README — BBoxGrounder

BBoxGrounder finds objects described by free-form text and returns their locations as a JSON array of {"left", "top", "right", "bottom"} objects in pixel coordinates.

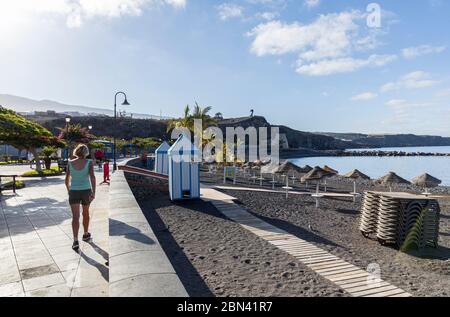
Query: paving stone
[
  {"left": 0, "top": 281, "right": 24, "bottom": 297},
  {"left": 0, "top": 258, "right": 21, "bottom": 285},
  {"left": 71, "top": 284, "right": 108, "bottom": 297},
  {"left": 20, "top": 264, "right": 60, "bottom": 280},
  {"left": 110, "top": 250, "right": 175, "bottom": 283},
  {"left": 110, "top": 273, "right": 188, "bottom": 297},
  {"left": 109, "top": 233, "right": 160, "bottom": 257},
  {"left": 17, "top": 256, "right": 56, "bottom": 271},
  {"left": 22, "top": 273, "right": 66, "bottom": 292},
  {"left": 26, "top": 284, "right": 71, "bottom": 297}
]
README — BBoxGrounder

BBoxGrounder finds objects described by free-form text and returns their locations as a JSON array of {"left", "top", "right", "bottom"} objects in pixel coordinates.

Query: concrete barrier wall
[{"left": 108, "top": 169, "right": 188, "bottom": 297}]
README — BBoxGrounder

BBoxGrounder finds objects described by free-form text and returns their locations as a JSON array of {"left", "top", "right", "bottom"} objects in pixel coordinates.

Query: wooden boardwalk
[
  {"left": 201, "top": 189, "right": 411, "bottom": 298},
  {"left": 212, "top": 185, "right": 357, "bottom": 198}
]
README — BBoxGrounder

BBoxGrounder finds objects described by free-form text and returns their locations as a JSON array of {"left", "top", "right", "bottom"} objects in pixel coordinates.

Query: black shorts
[{"left": 69, "top": 190, "right": 92, "bottom": 206}]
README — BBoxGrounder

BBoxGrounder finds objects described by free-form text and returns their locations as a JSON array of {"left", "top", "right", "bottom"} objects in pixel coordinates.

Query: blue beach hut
[
  {"left": 168, "top": 135, "right": 201, "bottom": 201},
  {"left": 155, "top": 141, "right": 170, "bottom": 175}
]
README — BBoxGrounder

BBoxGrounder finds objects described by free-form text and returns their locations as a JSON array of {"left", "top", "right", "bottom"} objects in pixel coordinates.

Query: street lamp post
[
  {"left": 65, "top": 117, "right": 71, "bottom": 159},
  {"left": 113, "top": 92, "right": 130, "bottom": 171}
]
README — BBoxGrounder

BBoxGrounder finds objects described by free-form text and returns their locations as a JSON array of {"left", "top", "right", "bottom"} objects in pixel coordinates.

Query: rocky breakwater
[{"left": 340, "top": 150, "right": 450, "bottom": 157}]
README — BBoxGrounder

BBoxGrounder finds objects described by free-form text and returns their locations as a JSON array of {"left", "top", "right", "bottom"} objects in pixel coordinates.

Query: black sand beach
[
  {"left": 126, "top": 168, "right": 450, "bottom": 297},
  {"left": 127, "top": 173, "right": 348, "bottom": 297}
]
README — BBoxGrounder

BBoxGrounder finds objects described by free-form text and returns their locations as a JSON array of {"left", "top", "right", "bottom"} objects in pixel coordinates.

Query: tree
[
  {"left": 88, "top": 141, "right": 106, "bottom": 150},
  {"left": 58, "top": 123, "right": 94, "bottom": 147},
  {"left": 167, "top": 102, "right": 217, "bottom": 135},
  {"left": 40, "top": 146, "right": 57, "bottom": 170},
  {"left": 131, "top": 137, "right": 162, "bottom": 151},
  {"left": 0, "top": 106, "right": 65, "bottom": 171},
  {"left": 167, "top": 104, "right": 192, "bottom": 132}
]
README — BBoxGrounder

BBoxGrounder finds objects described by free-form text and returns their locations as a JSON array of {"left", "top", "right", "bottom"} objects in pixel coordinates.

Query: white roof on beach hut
[
  {"left": 155, "top": 141, "right": 170, "bottom": 153},
  {"left": 168, "top": 135, "right": 200, "bottom": 157},
  {"left": 155, "top": 141, "right": 170, "bottom": 175}
]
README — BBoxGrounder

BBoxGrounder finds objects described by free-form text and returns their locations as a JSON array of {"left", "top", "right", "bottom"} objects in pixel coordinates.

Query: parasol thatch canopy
[
  {"left": 252, "top": 160, "right": 264, "bottom": 167},
  {"left": 345, "top": 169, "right": 371, "bottom": 180},
  {"left": 301, "top": 166, "right": 335, "bottom": 182},
  {"left": 299, "top": 165, "right": 313, "bottom": 173},
  {"left": 376, "top": 172, "right": 410, "bottom": 185},
  {"left": 323, "top": 165, "right": 339, "bottom": 175},
  {"left": 274, "top": 161, "right": 304, "bottom": 174},
  {"left": 411, "top": 173, "right": 442, "bottom": 188}
]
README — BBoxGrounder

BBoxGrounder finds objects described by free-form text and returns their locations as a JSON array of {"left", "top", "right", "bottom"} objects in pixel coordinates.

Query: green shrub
[
  {"left": 1, "top": 180, "right": 25, "bottom": 190},
  {"left": 21, "top": 166, "right": 61, "bottom": 177}
]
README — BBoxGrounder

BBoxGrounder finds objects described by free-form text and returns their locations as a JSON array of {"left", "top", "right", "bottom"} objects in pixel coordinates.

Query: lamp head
[
  {"left": 122, "top": 98, "right": 130, "bottom": 106},
  {"left": 65, "top": 117, "right": 71, "bottom": 123}
]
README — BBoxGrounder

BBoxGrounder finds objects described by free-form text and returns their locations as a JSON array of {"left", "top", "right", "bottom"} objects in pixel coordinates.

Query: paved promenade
[{"left": 0, "top": 167, "right": 109, "bottom": 297}]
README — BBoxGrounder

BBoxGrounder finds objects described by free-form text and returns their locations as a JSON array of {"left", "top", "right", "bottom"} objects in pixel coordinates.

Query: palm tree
[
  {"left": 167, "top": 105, "right": 192, "bottom": 132},
  {"left": 191, "top": 102, "right": 217, "bottom": 131},
  {"left": 167, "top": 102, "right": 217, "bottom": 133}
]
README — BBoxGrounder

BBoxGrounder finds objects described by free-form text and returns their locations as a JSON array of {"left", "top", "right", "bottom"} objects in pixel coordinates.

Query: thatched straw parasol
[
  {"left": 411, "top": 173, "right": 441, "bottom": 194},
  {"left": 299, "top": 165, "right": 313, "bottom": 173},
  {"left": 301, "top": 166, "right": 334, "bottom": 181},
  {"left": 376, "top": 172, "right": 410, "bottom": 191},
  {"left": 301, "top": 166, "right": 335, "bottom": 194},
  {"left": 323, "top": 165, "right": 339, "bottom": 175},
  {"left": 345, "top": 169, "right": 371, "bottom": 180},
  {"left": 345, "top": 169, "right": 371, "bottom": 193},
  {"left": 253, "top": 160, "right": 263, "bottom": 167},
  {"left": 274, "top": 161, "right": 304, "bottom": 175}
]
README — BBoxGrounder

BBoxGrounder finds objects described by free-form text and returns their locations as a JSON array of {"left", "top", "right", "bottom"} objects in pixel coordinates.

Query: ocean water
[{"left": 291, "top": 146, "right": 450, "bottom": 186}]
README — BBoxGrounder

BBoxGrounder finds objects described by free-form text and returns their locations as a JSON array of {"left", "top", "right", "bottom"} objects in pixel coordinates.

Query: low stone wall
[{"left": 108, "top": 168, "right": 188, "bottom": 297}]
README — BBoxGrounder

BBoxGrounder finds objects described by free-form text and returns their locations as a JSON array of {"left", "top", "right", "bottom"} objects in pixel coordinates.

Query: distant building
[{"left": 0, "top": 145, "right": 28, "bottom": 159}]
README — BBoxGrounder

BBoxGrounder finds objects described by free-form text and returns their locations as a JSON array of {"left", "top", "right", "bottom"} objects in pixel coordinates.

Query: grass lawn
[
  {"left": 21, "top": 166, "right": 62, "bottom": 177},
  {"left": 1, "top": 180, "right": 25, "bottom": 190},
  {"left": 0, "top": 161, "right": 26, "bottom": 165}
]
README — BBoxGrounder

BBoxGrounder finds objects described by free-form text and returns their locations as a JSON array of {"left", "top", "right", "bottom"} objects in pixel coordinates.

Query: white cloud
[
  {"left": 247, "top": 11, "right": 395, "bottom": 76},
  {"left": 304, "top": 0, "right": 320, "bottom": 8},
  {"left": 402, "top": 44, "right": 446, "bottom": 59},
  {"left": 385, "top": 99, "right": 407, "bottom": 107},
  {"left": 381, "top": 71, "right": 439, "bottom": 92},
  {"left": 255, "top": 11, "right": 279, "bottom": 21},
  {"left": 296, "top": 54, "right": 396, "bottom": 76},
  {"left": 0, "top": 0, "right": 186, "bottom": 29},
  {"left": 165, "top": 0, "right": 187, "bottom": 9},
  {"left": 384, "top": 99, "right": 434, "bottom": 126},
  {"left": 248, "top": 12, "right": 360, "bottom": 58},
  {"left": 351, "top": 92, "right": 378, "bottom": 101},
  {"left": 217, "top": 3, "right": 244, "bottom": 21}
]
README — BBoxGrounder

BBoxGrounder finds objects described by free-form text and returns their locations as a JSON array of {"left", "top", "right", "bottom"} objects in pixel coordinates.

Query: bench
[{"left": 0, "top": 175, "right": 18, "bottom": 194}]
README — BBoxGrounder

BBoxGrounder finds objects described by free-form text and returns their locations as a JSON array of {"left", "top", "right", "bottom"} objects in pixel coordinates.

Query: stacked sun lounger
[
  {"left": 360, "top": 191, "right": 381, "bottom": 235},
  {"left": 359, "top": 192, "right": 440, "bottom": 250}
]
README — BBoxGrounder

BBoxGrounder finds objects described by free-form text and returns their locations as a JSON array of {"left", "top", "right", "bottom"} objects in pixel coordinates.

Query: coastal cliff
[{"left": 37, "top": 115, "right": 450, "bottom": 152}]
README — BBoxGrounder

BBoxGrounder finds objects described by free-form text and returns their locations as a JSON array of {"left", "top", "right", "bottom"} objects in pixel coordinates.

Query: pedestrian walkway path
[
  {"left": 202, "top": 188, "right": 412, "bottom": 298},
  {"left": 0, "top": 171, "right": 109, "bottom": 297}
]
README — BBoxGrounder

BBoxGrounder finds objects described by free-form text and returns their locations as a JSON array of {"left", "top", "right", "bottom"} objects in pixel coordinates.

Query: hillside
[
  {"left": 42, "top": 116, "right": 168, "bottom": 141},
  {"left": 218, "top": 116, "right": 351, "bottom": 150},
  {"left": 0, "top": 94, "right": 167, "bottom": 120}
]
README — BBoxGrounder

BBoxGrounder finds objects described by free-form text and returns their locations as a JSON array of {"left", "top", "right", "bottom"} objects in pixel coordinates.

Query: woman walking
[{"left": 65, "top": 144, "right": 96, "bottom": 252}]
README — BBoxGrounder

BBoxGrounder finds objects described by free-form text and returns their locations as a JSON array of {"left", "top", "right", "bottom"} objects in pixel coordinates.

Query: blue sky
[{"left": 0, "top": 0, "right": 449, "bottom": 136}]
